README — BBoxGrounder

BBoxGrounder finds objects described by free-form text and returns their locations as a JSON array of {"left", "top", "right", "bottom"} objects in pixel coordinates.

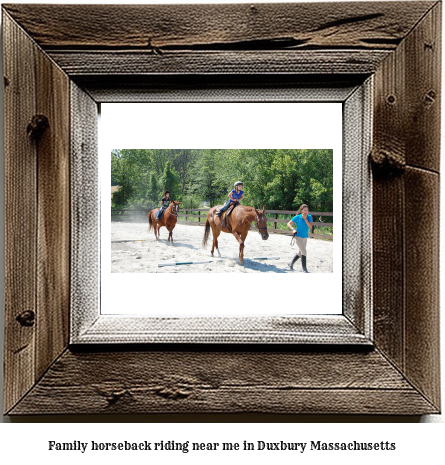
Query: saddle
[
  {"left": 221, "top": 202, "right": 238, "bottom": 228},
  {"left": 155, "top": 207, "right": 165, "bottom": 221}
]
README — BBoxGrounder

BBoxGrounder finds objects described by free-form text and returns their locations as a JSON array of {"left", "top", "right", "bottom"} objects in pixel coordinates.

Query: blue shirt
[
  {"left": 291, "top": 214, "right": 313, "bottom": 238},
  {"left": 230, "top": 189, "right": 244, "bottom": 203}
]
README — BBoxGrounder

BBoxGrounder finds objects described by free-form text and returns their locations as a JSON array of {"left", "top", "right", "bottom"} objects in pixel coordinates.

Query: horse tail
[
  {"left": 202, "top": 217, "right": 211, "bottom": 248},
  {"left": 148, "top": 211, "right": 153, "bottom": 232}
]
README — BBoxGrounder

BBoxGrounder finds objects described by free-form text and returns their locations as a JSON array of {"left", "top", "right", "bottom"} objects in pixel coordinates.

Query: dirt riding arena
[{"left": 111, "top": 221, "right": 333, "bottom": 273}]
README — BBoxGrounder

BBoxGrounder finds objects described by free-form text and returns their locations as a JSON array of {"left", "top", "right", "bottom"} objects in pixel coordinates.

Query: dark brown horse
[
  {"left": 148, "top": 200, "right": 181, "bottom": 244},
  {"left": 202, "top": 204, "right": 269, "bottom": 264}
]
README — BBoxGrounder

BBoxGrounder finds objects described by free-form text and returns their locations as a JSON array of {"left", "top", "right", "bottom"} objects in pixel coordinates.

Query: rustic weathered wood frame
[{"left": 3, "top": 2, "right": 440, "bottom": 415}]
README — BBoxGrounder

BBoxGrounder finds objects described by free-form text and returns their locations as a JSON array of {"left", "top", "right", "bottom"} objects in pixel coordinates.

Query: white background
[
  {"left": 0, "top": 0, "right": 444, "bottom": 460},
  {"left": 101, "top": 102, "right": 342, "bottom": 315}
]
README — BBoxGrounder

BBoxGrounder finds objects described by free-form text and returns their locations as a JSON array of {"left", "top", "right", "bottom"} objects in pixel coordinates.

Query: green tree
[
  {"left": 148, "top": 172, "right": 159, "bottom": 202},
  {"left": 181, "top": 194, "right": 201, "bottom": 210},
  {"left": 171, "top": 149, "right": 199, "bottom": 191},
  {"left": 192, "top": 149, "right": 226, "bottom": 207},
  {"left": 159, "top": 161, "right": 182, "bottom": 200},
  {"left": 292, "top": 149, "right": 333, "bottom": 214},
  {"left": 110, "top": 148, "right": 333, "bottom": 214},
  {"left": 111, "top": 149, "right": 136, "bottom": 207}
]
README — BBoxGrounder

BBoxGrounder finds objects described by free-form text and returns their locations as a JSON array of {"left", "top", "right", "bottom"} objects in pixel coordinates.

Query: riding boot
[
  {"left": 301, "top": 255, "right": 309, "bottom": 273},
  {"left": 288, "top": 253, "right": 300, "bottom": 270}
]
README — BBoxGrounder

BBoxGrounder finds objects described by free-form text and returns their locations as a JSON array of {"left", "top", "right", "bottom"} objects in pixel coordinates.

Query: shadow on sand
[{"left": 241, "top": 259, "right": 288, "bottom": 273}]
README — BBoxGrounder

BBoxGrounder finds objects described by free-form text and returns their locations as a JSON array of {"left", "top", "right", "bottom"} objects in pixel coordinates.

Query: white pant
[{"left": 295, "top": 236, "right": 308, "bottom": 256}]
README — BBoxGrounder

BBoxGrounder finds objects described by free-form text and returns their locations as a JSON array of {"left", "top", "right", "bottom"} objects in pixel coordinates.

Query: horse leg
[
  {"left": 153, "top": 216, "right": 159, "bottom": 241},
  {"left": 212, "top": 225, "right": 221, "bottom": 257},
  {"left": 210, "top": 223, "right": 221, "bottom": 258},
  {"left": 232, "top": 231, "right": 245, "bottom": 264},
  {"left": 167, "top": 226, "right": 173, "bottom": 244},
  {"left": 240, "top": 232, "right": 248, "bottom": 264},
  {"left": 214, "top": 233, "right": 222, "bottom": 258}
]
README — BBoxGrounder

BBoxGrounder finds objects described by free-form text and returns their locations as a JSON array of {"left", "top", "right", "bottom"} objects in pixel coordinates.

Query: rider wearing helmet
[
  {"left": 216, "top": 181, "right": 244, "bottom": 217},
  {"left": 155, "top": 190, "right": 172, "bottom": 220}
]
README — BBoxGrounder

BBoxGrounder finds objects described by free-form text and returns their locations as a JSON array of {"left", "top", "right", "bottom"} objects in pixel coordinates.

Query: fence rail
[{"left": 111, "top": 208, "right": 333, "bottom": 239}]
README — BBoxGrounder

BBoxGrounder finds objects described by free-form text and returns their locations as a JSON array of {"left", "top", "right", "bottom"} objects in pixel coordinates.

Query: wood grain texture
[
  {"left": 73, "top": 74, "right": 365, "bottom": 103},
  {"left": 74, "top": 316, "right": 370, "bottom": 345},
  {"left": 47, "top": 50, "right": 390, "bottom": 76},
  {"left": 404, "top": 2, "right": 441, "bottom": 172},
  {"left": 372, "top": 18, "right": 410, "bottom": 370},
  {"left": 3, "top": 12, "right": 37, "bottom": 414},
  {"left": 404, "top": 167, "right": 440, "bottom": 408},
  {"left": 70, "top": 83, "right": 99, "bottom": 339},
  {"left": 343, "top": 81, "right": 372, "bottom": 336},
  {"left": 2, "top": 2, "right": 435, "bottom": 50},
  {"left": 72, "top": 84, "right": 368, "bottom": 347},
  {"left": 8, "top": 349, "right": 437, "bottom": 415},
  {"left": 35, "top": 39, "right": 71, "bottom": 381},
  {"left": 372, "top": 1, "right": 441, "bottom": 173},
  {"left": 3, "top": 2, "right": 441, "bottom": 416},
  {"left": 372, "top": 3, "right": 441, "bottom": 411},
  {"left": 372, "top": 175, "right": 405, "bottom": 368}
]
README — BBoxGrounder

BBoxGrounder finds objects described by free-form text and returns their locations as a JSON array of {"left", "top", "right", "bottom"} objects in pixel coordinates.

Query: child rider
[{"left": 216, "top": 181, "right": 244, "bottom": 217}]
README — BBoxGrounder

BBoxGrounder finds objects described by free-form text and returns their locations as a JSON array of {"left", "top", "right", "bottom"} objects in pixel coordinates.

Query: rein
[
  {"left": 255, "top": 216, "right": 268, "bottom": 233},
  {"left": 238, "top": 207, "right": 267, "bottom": 234},
  {"left": 165, "top": 204, "right": 179, "bottom": 218}
]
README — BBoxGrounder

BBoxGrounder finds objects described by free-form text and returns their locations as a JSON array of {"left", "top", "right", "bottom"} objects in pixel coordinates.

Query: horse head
[
  {"left": 169, "top": 200, "right": 181, "bottom": 217},
  {"left": 255, "top": 205, "right": 269, "bottom": 240}
]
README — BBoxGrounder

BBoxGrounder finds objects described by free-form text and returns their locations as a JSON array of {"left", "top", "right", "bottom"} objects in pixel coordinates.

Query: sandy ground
[{"left": 111, "top": 222, "right": 333, "bottom": 273}]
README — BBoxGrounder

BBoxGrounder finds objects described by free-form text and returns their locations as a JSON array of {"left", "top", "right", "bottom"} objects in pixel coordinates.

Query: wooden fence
[{"left": 111, "top": 208, "right": 333, "bottom": 240}]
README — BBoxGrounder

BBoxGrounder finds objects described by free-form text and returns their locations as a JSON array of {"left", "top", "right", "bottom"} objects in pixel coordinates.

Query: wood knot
[
  {"left": 95, "top": 385, "right": 131, "bottom": 406},
  {"left": 370, "top": 149, "right": 405, "bottom": 178},
  {"left": 105, "top": 390, "right": 128, "bottom": 405},
  {"left": 16, "top": 310, "right": 35, "bottom": 327},
  {"left": 27, "top": 115, "right": 49, "bottom": 140},
  {"left": 386, "top": 94, "right": 396, "bottom": 105},
  {"left": 424, "top": 90, "right": 436, "bottom": 105},
  {"left": 4, "top": 76, "right": 10, "bottom": 87},
  {"left": 424, "top": 42, "right": 434, "bottom": 50},
  {"left": 154, "top": 386, "right": 191, "bottom": 400}
]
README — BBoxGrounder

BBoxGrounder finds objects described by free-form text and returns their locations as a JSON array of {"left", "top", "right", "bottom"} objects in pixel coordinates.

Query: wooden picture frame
[
  {"left": 74, "top": 85, "right": 370, "bottom": 346},
  {"left": 2, "top": 2, "right": 440, "bottom": 415}
]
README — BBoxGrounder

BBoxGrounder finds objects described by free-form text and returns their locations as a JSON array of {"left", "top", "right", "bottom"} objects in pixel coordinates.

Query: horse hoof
[{"left": 239, "top": 260, "right": 244, "bottom": 266}]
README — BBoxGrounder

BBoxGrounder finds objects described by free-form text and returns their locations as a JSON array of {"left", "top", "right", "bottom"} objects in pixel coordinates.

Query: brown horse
[
  {"left": 202, "top": 204, "right": 269, "bottom": 264},
  {"left": 148, "top": 200, "right": 181, "bottom": 244}
]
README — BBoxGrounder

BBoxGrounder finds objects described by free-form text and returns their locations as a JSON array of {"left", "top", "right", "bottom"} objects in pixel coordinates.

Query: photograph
[
  {"left": 100, "top": 102, "right": 342, "bottom": 317},
  {"left": 110, "top": 149, "right": 334, "bottom": 274}
]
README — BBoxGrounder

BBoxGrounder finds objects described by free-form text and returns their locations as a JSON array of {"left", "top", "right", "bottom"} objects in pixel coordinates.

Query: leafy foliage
[
  {"left": 159, "top": 161, "right": 182, "bottom": 200},
  {"left": 110, "top": 149, "right": 333, "bottom": 218}
]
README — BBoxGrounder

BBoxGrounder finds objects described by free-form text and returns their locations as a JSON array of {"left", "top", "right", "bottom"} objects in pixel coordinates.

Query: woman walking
[{"left": 287, "top": 204, "right": 313, "bottom": 273}]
